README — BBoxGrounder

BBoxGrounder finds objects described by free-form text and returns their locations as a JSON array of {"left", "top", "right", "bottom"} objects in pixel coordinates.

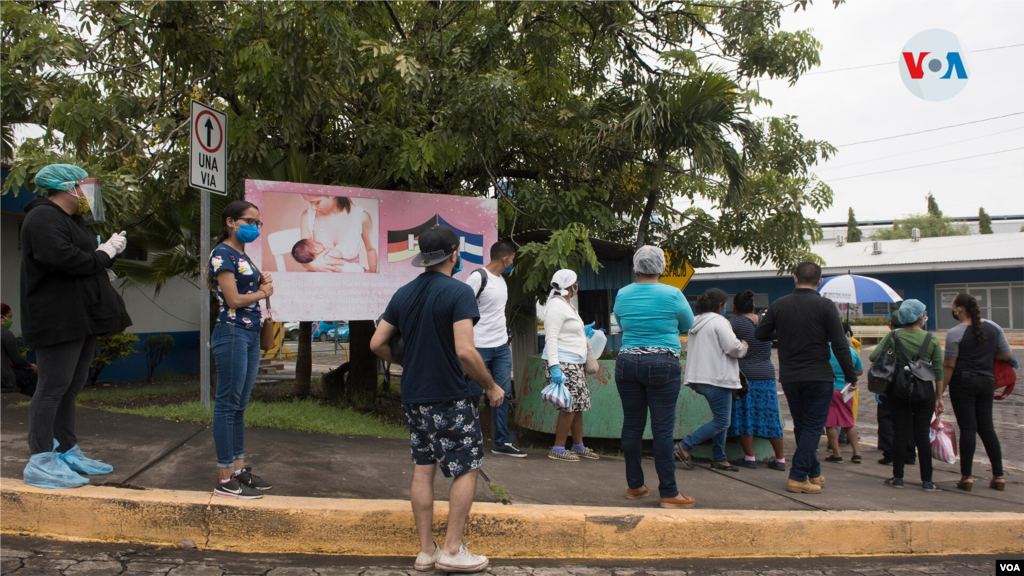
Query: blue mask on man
[
  {"left": 236, "top": 224, "right": 261, "bottom": 244},
  {"left": 504, "top": 261, "right": 514, "bottom": 275},
  {"left": 721, "top": 304, "right": 728, "bottom": 317},
  {"left": 452, "top": 254, "right": 463, "bottom": 275}
]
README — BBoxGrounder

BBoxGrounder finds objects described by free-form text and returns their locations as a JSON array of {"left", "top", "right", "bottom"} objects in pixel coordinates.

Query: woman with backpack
[
  {"left": 936, "top": 293, "right": 1015, "bottom": 492},
  {"left": 869, "top": 299, "right": 943, "bottom": 491}
]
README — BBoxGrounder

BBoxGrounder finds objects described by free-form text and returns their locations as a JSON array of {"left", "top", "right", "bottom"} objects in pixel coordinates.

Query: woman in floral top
[{"left": 207, "top": 200, "right": 274, "bottom": 499}]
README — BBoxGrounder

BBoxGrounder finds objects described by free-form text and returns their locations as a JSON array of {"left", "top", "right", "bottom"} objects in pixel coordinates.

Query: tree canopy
[
  {"left": 873, "top": 194, "right": 970, "bottom": 240},
  {"left": 3, "top": 0, "right": 843, "bottom": 292},
  {"left": 978, "top": 206, "right": 993, "bottom": 234},
  {"left": 846, "top": 207, "right": 862, "bottom": 242}
]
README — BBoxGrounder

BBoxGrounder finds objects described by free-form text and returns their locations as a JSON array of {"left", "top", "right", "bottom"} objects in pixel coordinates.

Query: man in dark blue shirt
[{"left": 371, "top": 226, "right": 504, "bottom": 574}]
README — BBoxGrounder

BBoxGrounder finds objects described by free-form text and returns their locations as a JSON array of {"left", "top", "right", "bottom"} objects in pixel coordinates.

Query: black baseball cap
[{"left": 412, "top": 226, "right": 460, "bottom": 267}]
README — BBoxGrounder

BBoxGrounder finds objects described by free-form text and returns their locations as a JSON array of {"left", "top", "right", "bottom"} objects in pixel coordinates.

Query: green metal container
[{"left": 514, "top": 355, "right": 782, "bottom": 461}]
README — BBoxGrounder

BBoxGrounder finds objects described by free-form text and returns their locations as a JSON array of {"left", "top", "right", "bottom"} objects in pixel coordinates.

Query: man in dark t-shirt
[{"left": 371, "top": 226, "right": 504, "bottom": 574}]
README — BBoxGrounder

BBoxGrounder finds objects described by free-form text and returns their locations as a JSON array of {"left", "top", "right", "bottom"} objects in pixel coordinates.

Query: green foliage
[
  {"left": 89, "top": 333, "right": 140, "bottom": 386},
  {"left": 106, "top": 398, "right": 407, "bottom": 438},
  {"left": 978, "top": 207, "right": 993, "bottom": 235},
  {"left": 143, "top": 334, "right": 176, "bottom": 383},
  {"left": 848, "top": 317, "right": 891, "bottom": 326},
  {"left": 4, "top": 0, "right": 840, "bottom": 291},
  {"left": 873, "top": 193, "right": 970, "bottom": 241},
  {"left": 77, "top": 382, "right": 198, "bottom": 404},
  {"left": 846, "top": 207, "right": 862, "bottom": 243}
]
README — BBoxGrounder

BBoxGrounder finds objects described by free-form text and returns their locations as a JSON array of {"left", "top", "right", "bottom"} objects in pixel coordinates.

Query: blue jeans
[
  {"left": 681, "top": 384, "right": 733, "bottom": 463},
  {"left": 782, "top": 380, "right": 832, "bottom": 482},
  {"left": 212, "top": 323, "right": 260, "bottom": 468},
  {"left": 468, "top": 344, "right": 514, "bottom": 445},
  {"left": 615, "top": 353, "right": 681, "bottom": 498}
]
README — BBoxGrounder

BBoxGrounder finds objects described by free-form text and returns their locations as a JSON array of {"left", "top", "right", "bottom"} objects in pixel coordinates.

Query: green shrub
[
  {"left": 89, "top": 333, "right": 140, "bottom": 385},
  {"left": 143, "top": 334, "right": 175, "bottom": 383},
  {"left": 848, "top": 318, "right": 891, "bottom": 326}
]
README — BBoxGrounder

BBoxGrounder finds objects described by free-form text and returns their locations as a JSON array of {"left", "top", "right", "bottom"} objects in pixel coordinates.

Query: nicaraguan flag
[{"left": 437, "top": 216, "right": 484, "bottom": 265}]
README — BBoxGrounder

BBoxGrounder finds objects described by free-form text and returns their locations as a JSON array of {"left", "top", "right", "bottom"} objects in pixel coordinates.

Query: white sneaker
[
  {"left": 413, "top": 542, "right": 441, "bottom": 572},
  {"left": 435, "top": 544, "right": 489, "bottom": 573}
]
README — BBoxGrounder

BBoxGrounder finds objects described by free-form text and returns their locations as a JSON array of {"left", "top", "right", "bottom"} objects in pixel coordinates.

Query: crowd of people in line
[{"left": 10, "top": 162, "right": 1018, "bottom": 574}]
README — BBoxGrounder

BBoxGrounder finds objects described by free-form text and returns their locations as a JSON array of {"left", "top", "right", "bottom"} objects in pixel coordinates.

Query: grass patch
[
  {"left": 487, "top": 481, "right": 510, "bottom": 504},
  {"left": 107, "top": 398, "right": 407, "bottom": 438},
  {"left": 77, "top": 383, "right": 200, "bottom": 403}
]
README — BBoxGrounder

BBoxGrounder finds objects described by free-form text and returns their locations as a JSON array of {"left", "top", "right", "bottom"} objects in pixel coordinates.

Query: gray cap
[{"left": 633, "top": 245, "right": 666, "bottom": 276}]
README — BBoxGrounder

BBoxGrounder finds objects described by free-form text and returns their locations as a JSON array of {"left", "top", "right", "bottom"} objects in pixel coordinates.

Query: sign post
[{"left": 190, "top": 100, "right": 227, "bottom": 411}]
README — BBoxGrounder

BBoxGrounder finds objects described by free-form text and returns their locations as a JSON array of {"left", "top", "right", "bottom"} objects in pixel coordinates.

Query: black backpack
[
  {"left": 891, "top": 331, "right": 936, "bottom": 401},
  {"left": 472, "top": 268, "right": 488, "bottom": 299}
]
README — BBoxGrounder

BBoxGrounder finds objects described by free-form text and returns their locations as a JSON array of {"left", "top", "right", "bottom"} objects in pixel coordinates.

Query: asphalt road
[{"left": 1, "top": 536, "right": 1016, "bottom": 576}]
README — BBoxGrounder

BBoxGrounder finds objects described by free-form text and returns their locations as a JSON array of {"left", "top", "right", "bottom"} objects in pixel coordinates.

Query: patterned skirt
[
  {"left": 546, "top": 363, "right": 591, "bottom": 413},
  {"left": 728, "top": 378, "right": 783, "bottom": 439}
]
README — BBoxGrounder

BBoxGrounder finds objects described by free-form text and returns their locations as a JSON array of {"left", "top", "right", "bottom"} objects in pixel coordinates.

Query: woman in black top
[
  {"left": 1, "top": 302, "right": 36, "bottom": 395},
  {"left": 937, "top": 293, "right": 1015, "bottom": 492},
  {"left": 728, "top": 291, "right": 786, "bottom": 471}
]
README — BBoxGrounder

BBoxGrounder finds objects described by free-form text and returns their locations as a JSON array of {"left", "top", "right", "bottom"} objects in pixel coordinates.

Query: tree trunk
[
  {"left": 345, "top": 320, "right": 378, "bottom": 410},
  {"left": 634, "top": 156, "right": 667, "bottom": 249},
  {"left": 293, "top": 321, "right": 313, "bottom": 397}
]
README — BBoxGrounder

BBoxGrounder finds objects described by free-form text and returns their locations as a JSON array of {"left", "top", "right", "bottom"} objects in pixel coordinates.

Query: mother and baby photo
[{"left": 260, "top": 192, "right": 380, "bottom": 274}]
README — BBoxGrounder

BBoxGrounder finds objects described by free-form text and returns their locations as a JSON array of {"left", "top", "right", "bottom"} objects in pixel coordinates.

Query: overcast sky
[{"left": 744, "top": 0, "right": 1024, "bottom": 223}]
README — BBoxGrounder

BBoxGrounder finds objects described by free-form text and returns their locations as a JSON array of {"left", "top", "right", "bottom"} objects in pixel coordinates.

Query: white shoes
[
  {"left": 435, "top": 544, "right": 489, "bottom": 573},
  {"left": 413, "top": 542, "right": 441, "bottom": 572}
]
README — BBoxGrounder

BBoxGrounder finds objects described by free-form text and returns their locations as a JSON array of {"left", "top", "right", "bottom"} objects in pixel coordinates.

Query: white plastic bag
[
  {"left": 541, "top": 381, "right": 573, "bottom": 410},
  {"left": 929, "top": 416, "right": 957, "bottom": 465}
]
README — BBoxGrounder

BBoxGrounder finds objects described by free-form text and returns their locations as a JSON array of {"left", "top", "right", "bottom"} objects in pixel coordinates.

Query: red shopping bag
[
  {"left": 929, "top": 416, "right": 957, "bottom": 465},
  {"left": 993, "top": 360, "right": 1016, "bottom": 401}
]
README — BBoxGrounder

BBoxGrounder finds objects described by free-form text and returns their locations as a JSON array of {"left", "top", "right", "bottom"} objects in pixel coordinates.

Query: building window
[{"left": 935, "top": 282, "right": 1023, "bottom": 330}]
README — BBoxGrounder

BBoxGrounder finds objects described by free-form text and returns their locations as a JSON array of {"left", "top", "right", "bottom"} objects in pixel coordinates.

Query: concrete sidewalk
[{"left": 1, "top": 394, "right": 1020, "bottom": 513}]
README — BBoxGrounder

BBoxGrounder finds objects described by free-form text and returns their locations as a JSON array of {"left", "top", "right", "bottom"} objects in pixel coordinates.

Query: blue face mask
[
  {"left": 504, "top": 261, "right": 514, "bottom": 275},
  {"left": 452, "top": 254, "right": 463, "bottom": 275},
  {"left": 236, "top": 224, "right": 261, "bottom": 244},
  {"left": 721, "top": 304, "right": 728, "bottom": 317}
]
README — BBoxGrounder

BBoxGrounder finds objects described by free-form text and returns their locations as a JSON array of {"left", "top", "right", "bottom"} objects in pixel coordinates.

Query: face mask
[
  {"left": 921, "top": 315, "right": 928, "bottom": 326},
  {"left": 68, "top": 189, "right": 90, "bottom": 216},
  {"left": 504, "top": 260, "right": 514, "bottom": 275},
  {"left": 951, "top": 309, "right": 959, "bottom": 321},
  {"left": 452, "top": 254, "right": 463, "bottom": 275},
  {"left": 1, "top": 317, "right": 12, "bottom": 330},
  {"left": 236, "top": 224, "right": 261, "bottom": 243},
  {"left": 721, "top": 304, "right": 728, "bottom": 317}
]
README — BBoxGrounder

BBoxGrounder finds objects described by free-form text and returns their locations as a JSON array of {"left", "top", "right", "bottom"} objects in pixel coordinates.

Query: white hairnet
[
  {"left": 633, "top": 245, "right": 666, "bottom": 276},
  {"left": 549, "top": 269, "right": 578, "bottom": 299}
]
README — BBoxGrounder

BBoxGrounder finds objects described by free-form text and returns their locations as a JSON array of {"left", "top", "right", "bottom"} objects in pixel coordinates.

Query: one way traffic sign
[{"left": 189, "top": 100, "right": 227, "bottom": 195}]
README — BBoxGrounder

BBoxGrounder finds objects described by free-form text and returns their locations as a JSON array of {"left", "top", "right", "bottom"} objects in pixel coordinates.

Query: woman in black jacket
[{"left": 20, "top": 164, "right": 130, "bottom": 488}]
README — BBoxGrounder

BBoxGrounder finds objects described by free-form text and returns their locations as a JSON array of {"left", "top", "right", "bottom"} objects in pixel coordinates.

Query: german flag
[{"left": 387, "top": 216, "right": 438, "bottom": 262}]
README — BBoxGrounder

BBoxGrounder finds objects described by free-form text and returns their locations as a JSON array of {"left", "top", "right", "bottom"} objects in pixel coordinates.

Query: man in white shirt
[{"left": 465, "top": 241, "right": 525, "bottom": 457}]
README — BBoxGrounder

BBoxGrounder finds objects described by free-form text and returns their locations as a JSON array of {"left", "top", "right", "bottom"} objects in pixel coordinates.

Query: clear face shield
[{"left": 63, "top": 178, "right": 106, "bottom": 223}]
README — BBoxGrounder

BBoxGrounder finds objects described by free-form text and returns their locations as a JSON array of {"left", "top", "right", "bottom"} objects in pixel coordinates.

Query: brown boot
[
  {"left": 660, "top": 493, "right": 696, "bottom": 509},
  {"left": 786, "top": 479, "right": 822, "bottom": 494},
  {"left": 625, "top": 486, "right": 650, "bottom": 500},
  {"left": 808, "top": 474, "right": 825, "bottom": 487}
]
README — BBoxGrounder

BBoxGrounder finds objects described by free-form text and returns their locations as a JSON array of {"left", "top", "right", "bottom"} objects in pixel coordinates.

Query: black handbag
[
  {"left": 892, "top": 332, "right": 935, "bottom": 401},
  {"left": 867, "top": 331, "right": 898, "bottom": 394},
  {"left": 733, "top": 370, "right": 749, "bottom": 401}
]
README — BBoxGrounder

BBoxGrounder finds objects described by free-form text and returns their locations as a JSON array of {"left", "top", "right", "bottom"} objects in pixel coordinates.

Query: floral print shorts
[{"left": 402, "top": 398, "right": 484, "bottom": 478}]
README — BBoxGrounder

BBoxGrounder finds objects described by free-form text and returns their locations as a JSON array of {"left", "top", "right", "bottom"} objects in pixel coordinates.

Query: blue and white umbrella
[{"left": 818, "top": 274, "right": 902, "bottom": 304}]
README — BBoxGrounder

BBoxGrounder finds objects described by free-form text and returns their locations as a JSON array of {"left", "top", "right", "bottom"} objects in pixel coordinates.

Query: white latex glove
[
  {"left": 108, "top": 232, "right": 127, "bottom": 254},
  {"left": 96, "top": 242, "right": 117, "bottom": 259}
]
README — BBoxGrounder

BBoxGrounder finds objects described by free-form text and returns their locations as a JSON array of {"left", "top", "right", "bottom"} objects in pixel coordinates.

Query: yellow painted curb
[{"left": 2, "top": 478, "right": 1022, "bottom": 558}]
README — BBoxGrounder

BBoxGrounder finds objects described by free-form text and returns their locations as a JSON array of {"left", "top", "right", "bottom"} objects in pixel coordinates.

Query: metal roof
[{"left": 693, "top": 232, "right": 1024, "bottom": 279}]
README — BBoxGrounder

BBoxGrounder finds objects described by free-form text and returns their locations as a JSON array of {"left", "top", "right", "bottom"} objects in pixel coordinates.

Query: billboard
[{"left": 244, "top": 180, "right": 498, "bottom": 321}]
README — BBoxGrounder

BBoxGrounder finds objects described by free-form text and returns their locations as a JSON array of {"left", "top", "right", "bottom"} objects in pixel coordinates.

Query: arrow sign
[{"left": 189, "top": 100, "right": 227, "bottom": 195}]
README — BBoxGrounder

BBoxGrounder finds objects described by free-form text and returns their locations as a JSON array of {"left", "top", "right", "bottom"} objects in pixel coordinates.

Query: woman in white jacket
[
  {"left": 675, "top": 288, "right": 748, "bottom": 472},
  {"left": 543, "top": 269, "right": 599, "bottom": 463}
]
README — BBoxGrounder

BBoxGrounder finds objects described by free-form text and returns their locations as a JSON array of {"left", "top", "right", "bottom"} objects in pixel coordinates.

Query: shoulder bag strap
[
  {"left": 915, "top": 332, "right": 933, "bottom": 361},
  {"left": 474, "top": 268, "right": 488, "bottom": 299},
  {"left": 892, "top": 330, "right": 915, "bottom": 362}
]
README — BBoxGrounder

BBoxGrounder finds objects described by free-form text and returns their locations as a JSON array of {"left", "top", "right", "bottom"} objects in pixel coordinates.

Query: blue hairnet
[
  {"left": 897, "top": 299, "right": 927, "bottom": 325},
  {"left": 35, "top": 164, "right": 88, "bottom": 192}
]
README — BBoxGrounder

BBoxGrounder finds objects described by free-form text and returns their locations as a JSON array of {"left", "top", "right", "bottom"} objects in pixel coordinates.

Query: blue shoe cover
[
  {"left": 59, "top": 444, "right": 114, "bottom": 476},
  {"left": 23, "top": 452, "right": 89, "bottom": 489}
]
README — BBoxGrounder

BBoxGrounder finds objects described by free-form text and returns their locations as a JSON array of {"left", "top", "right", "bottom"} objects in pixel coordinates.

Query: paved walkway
[
  {"left": 1, "top": 395, "right": 1020, "bottom": 513},
  {"left": 0, "top": 536, "right": 1010, "bottom": 576}
]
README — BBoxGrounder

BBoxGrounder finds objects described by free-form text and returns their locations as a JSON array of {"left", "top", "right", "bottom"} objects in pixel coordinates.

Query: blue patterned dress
[{"left": 728, "top": 315, "right": 783, "bottom": 439}]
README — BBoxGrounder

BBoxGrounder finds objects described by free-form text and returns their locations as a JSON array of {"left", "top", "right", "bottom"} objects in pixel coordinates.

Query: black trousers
[
  {"left": 949, "top": 372, "right": 1003, "bottom": 478},
  {"left": 27, "top": 337, "right": 96, "bottom": 455},
  {"left": 889, "top": 389, "right": 935, "bottom": 483},
  {"left": 877, "top": 397, "right": 915, "bottom": 463}
]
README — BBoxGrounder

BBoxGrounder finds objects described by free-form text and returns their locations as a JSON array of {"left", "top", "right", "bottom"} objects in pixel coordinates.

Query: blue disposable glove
[
  {"left": 1010, "top": 355, "right": 1020, "bottom": 369},
  {"left": 584, "top": 322, "right": 596, "bottom": 338},
  {"left": 549, "top": 365, "right": 566, "bottom": 384}
]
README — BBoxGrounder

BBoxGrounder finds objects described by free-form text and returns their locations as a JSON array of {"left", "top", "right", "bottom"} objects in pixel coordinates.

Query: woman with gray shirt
[{"left": 937, "top": 293, "right": 1015, "bottom": 492}]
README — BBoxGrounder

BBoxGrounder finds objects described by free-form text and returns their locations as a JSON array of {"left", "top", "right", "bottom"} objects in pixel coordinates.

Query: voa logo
[{"left": 899, "top": 29, "right": 970, "bottom": 101}]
